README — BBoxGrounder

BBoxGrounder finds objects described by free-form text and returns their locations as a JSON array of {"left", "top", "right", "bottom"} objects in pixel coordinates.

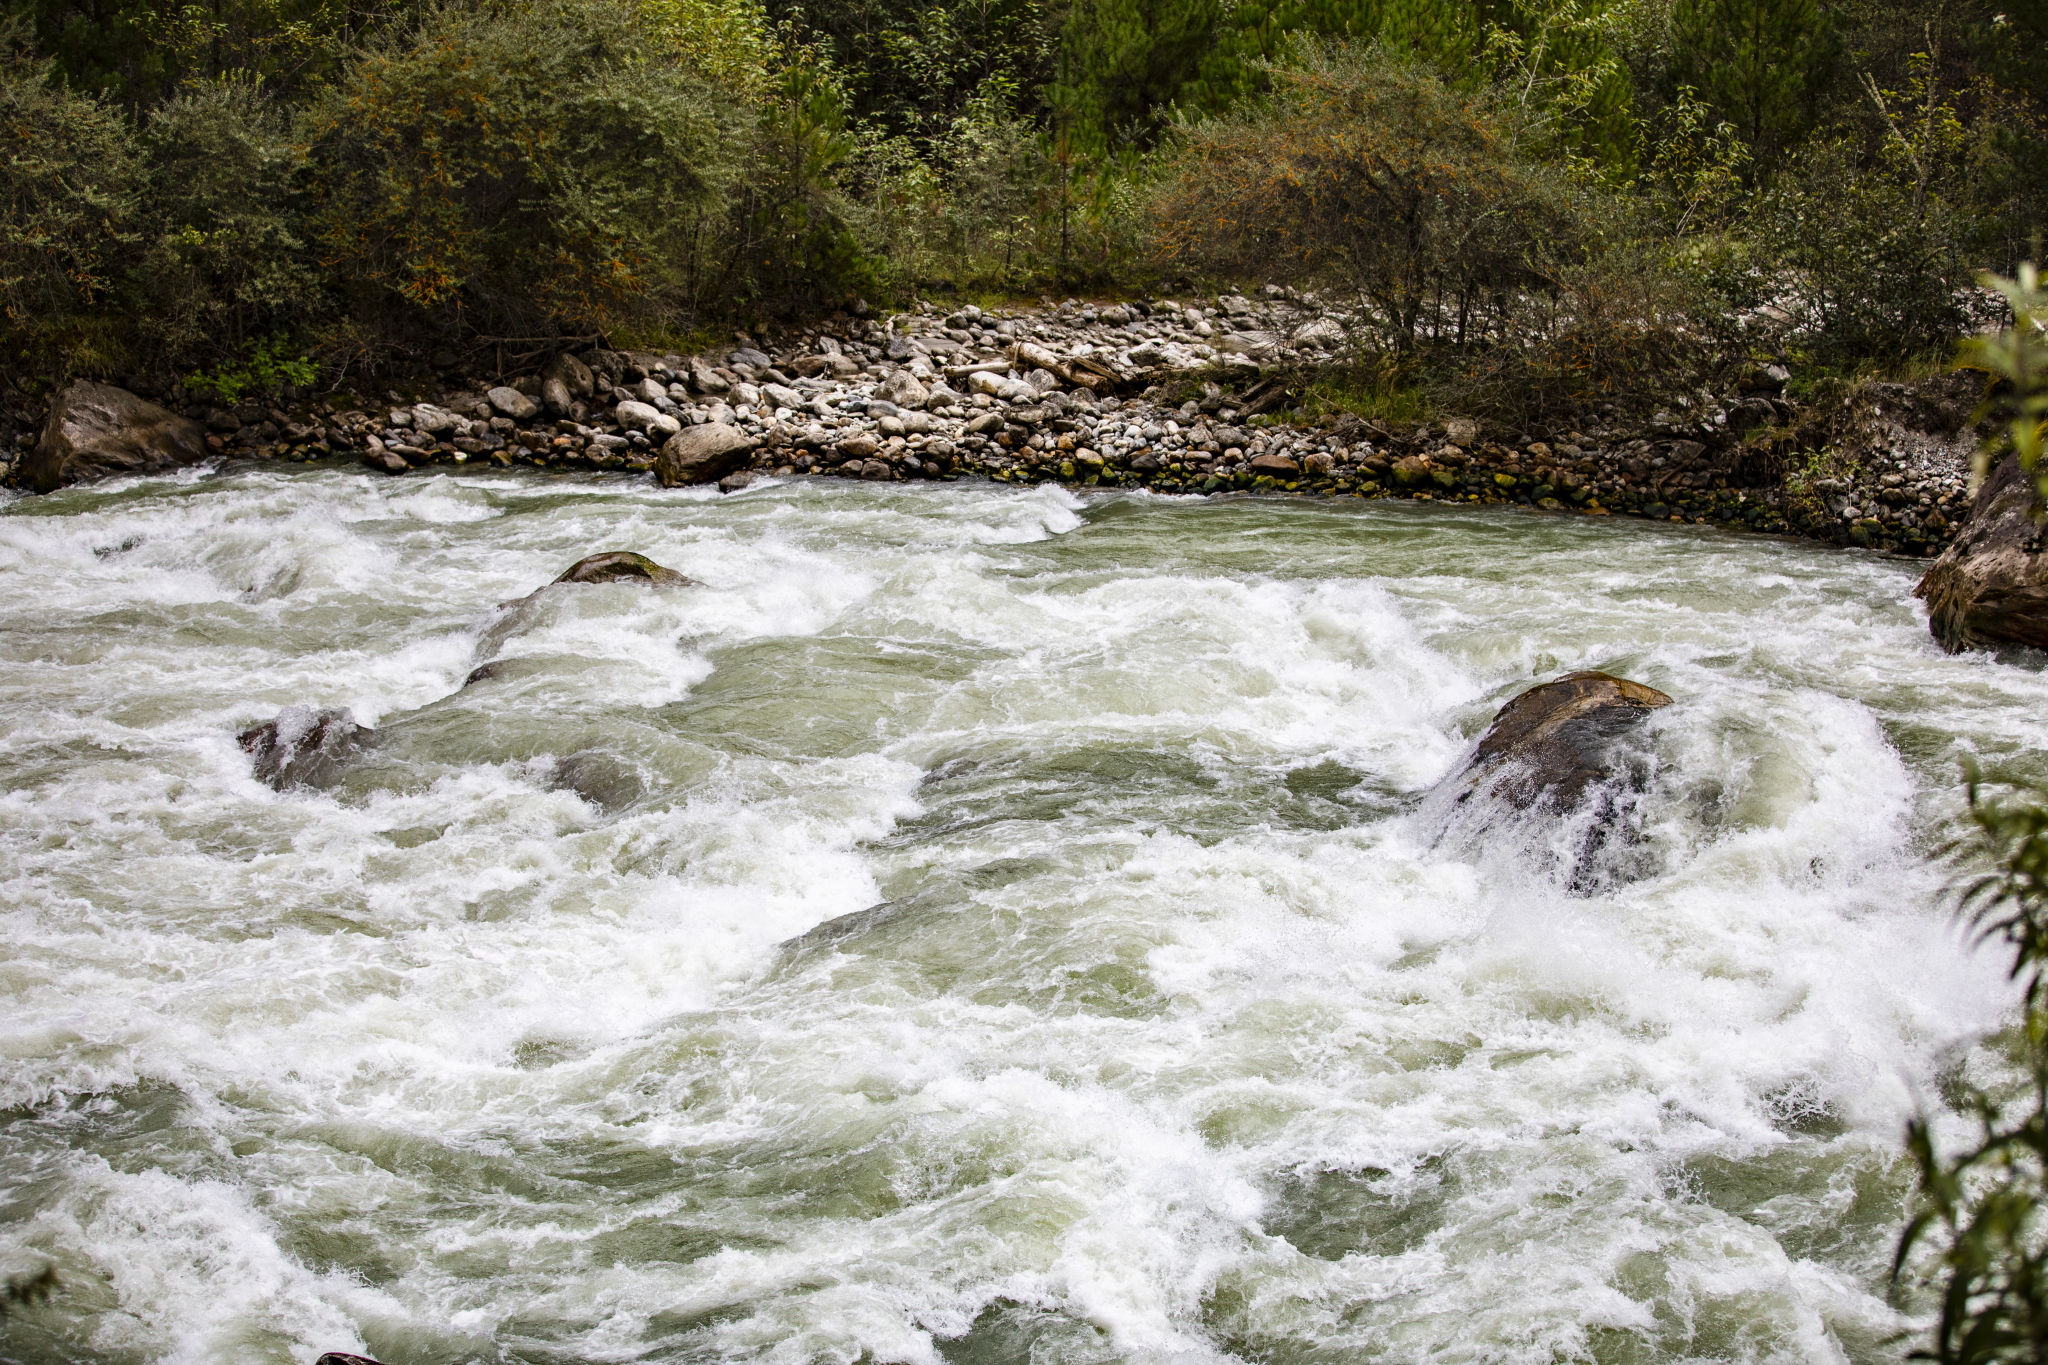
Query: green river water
[{"left": 1, "top": 466, "right": 2041, "bottom": 1365}]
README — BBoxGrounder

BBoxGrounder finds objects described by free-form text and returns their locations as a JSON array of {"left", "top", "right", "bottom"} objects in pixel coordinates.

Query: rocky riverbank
[{"left": 0, "top": 292, "right": 1986, "bottom": 558}]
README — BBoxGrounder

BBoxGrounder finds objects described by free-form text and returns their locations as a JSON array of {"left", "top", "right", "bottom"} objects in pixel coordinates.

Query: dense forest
[{"left": 1, "top": 0, "right": 2043, "bottom": 408}]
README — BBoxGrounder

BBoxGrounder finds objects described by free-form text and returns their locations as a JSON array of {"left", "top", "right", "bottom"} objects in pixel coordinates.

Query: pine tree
[
  {"left": 1056, "top": 0, "right": 1230, "bottom": 145},
  {"left": 1672, "top": 0, "right": 1832, "bottom": 168}
]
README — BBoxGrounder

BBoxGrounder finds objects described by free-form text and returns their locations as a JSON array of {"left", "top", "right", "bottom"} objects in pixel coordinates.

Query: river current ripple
[{"left": 2, "top": 466, "right": 2043, "bottom": 1365}]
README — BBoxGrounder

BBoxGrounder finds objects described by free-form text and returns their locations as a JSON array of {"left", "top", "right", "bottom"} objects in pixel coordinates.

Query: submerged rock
[
  {"left": 1915, "top": 454, "right": 2048, "bottom": 652},
  {"left": 239, "top": 706, "right": 370, "bottom": 790},
  {"left": 1451, "top": 671, "right": 1673, "bottom": 811},
  {"left": 464, "top": 658, "right": 518, "bottom": 685},
  {"left": 550, "top": 551, "right": 696, "bottom": 588},
  {"left": 549, "top": 749, "right": 646, "bottom": 812},
  {"left": 23, "top": 381, "right": 210, "bottom": 493},
  {"left": 315, "top": 1355, "right": 387, "bottom": 1365}
]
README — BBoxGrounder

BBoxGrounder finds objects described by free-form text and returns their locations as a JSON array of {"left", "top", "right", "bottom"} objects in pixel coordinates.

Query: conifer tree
[
  {"left": 1671, "top": 0, "right": 1831, "bottom": 168},
  {"left": 1056, "top": 0, "right": 1227, "bottom": 144}
]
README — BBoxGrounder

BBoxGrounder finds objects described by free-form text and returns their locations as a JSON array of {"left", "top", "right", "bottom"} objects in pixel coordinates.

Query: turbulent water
[{"left": 2, "top": 464, "right": 2043, "bottom": 1365}]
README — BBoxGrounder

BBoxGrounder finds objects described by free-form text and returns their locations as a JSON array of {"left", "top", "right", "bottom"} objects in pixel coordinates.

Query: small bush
[
  {"left": 184, "top": 334, "right": 318, "bottom": 405},
  {"left": 1757, "top": 138, "right": 1977, "bottom": 359},
  {"left": 1151, "top": 43, "right": 1600, "bottom": 349}
]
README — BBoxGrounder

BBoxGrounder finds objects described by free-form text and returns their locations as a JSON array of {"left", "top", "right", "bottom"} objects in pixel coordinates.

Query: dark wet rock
[
  {"left": 23, "top": 381, "right": 209, "bottom": 493},
  {"left": 1915, "top": 454, "right": 2048, "bottom": 652},
  {"left": 549, "top": 749, "right": 645, "bottom": 812},
  {"left": 551, "top": 551, "right": 696, "bottom": 588},
  {"left": 315, "top": 1354, "right": 387, "bottom": 1365},
  {"left": 239, "top": 706, "right": 370, "bottom": 790},
  {"left": 655, "top": 423, "right": 755, "bottom": 487},
  {"left": 361, "top": 444, "right": 410, "bottom": 475},
  {"left": 1452, "top": 671, "right": 1673, "bottom": 810},
  {"left": 464, "top": 659, "right": 516, "bottom": 685}
]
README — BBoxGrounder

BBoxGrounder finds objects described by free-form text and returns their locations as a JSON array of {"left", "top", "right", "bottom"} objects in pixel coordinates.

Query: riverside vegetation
[{"left": 0, "top": 0, "right": 2041, "bottom": 553}]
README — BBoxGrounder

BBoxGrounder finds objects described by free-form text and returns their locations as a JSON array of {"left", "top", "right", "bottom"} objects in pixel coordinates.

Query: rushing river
[{"left": 1, "top": 465, "right": 2042, "bottom": 1365}]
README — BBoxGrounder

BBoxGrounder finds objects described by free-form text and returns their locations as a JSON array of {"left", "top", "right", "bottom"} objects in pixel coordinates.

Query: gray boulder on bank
[
  {"left": 1915, "top": 454, "right": 2048, "bottom": 652},
  {"left": 487, "top": 386, "right": 539, "bottom": 421},
  {"left": 239, "top": 706, "right": 370, "bottom": 791},
  {"left": 1449, "top": 671, "right": 1673, "bottom": 811},
  {"left": 656, "top": 423, "right": 755, "bottom": 487},
  {"left": 544, "top": 352, "right": 594, "bottom": 399},
  {"left": 24, "top": 381, "right": 210, "bottom": 493}
]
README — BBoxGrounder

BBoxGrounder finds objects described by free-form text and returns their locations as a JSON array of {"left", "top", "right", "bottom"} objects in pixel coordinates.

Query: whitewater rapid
[{"left": 0, "top": 465, "right": 2040, "bottom": 1365}]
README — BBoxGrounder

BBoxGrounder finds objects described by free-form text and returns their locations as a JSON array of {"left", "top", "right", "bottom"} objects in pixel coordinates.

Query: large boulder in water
[
  {"left": 1915, "top": 454, "right": 2048, "bottom": 652},
  {"left": 239, "top": 707, "right": 370, "bottom": 790},
  {"left": 1449, "top": 671, "right": 1673, "bottom": 811},
  {"left": 551, "top": 552, "right": 696, "bottom": 587},
  {"left": 23, "top": 381, "right": 210, "bottom": 494}
]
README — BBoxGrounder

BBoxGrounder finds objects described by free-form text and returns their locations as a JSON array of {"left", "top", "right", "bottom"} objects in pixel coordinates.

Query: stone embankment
[{"left": 0, "top": 291, "right": 1984, "bottom": 558}]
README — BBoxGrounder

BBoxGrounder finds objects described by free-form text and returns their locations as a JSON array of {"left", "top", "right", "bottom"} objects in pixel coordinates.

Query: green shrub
[
  {"left": 184, "top": 334, "right": 318, "bottom": 404},
  {"left": 136, "top": 80, "right": 320, "bottom": 369},
  {"left": 0, "top": 34, "right": 141, "bottom": 379},
  {"left": 1151, "top": 44, "right": 1593, "bottom": 349},
  {"left": 1757, "top": 138, "right": 1976, "bottom": 359},
  {"left": 303, "top": 0, "right": 746, "bottom": 352},
  {"left": 1902, "top": 770, "right": 2048, "bottom": 1364}
]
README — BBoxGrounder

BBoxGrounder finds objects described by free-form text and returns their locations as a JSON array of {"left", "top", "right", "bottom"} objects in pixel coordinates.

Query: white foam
[{"left": 0, "top": 473, "right": 2036, "bottom": 1363}]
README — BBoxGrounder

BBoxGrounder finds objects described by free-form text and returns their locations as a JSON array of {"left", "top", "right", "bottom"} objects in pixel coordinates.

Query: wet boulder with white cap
[
  {"left": 1447, "top": 670, "right": 1674, "bottom": 811},
  {"left": 1425, "top": 670, "right": 1675, "bottom": 890},
  {"left": 239, "top": 706, "right": 372, "bottom": 791}
]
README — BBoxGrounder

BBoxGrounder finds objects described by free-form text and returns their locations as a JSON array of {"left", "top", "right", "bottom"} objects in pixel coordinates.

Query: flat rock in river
[
  {"left": 550, "top": 552, "right": 695, "bottom": 587},
  {"left": 24, "top": 381, "right": 210, "bottom": 494},
  {"left": 1915, "top": 454, "right": 2048, "bottom": 652}
]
